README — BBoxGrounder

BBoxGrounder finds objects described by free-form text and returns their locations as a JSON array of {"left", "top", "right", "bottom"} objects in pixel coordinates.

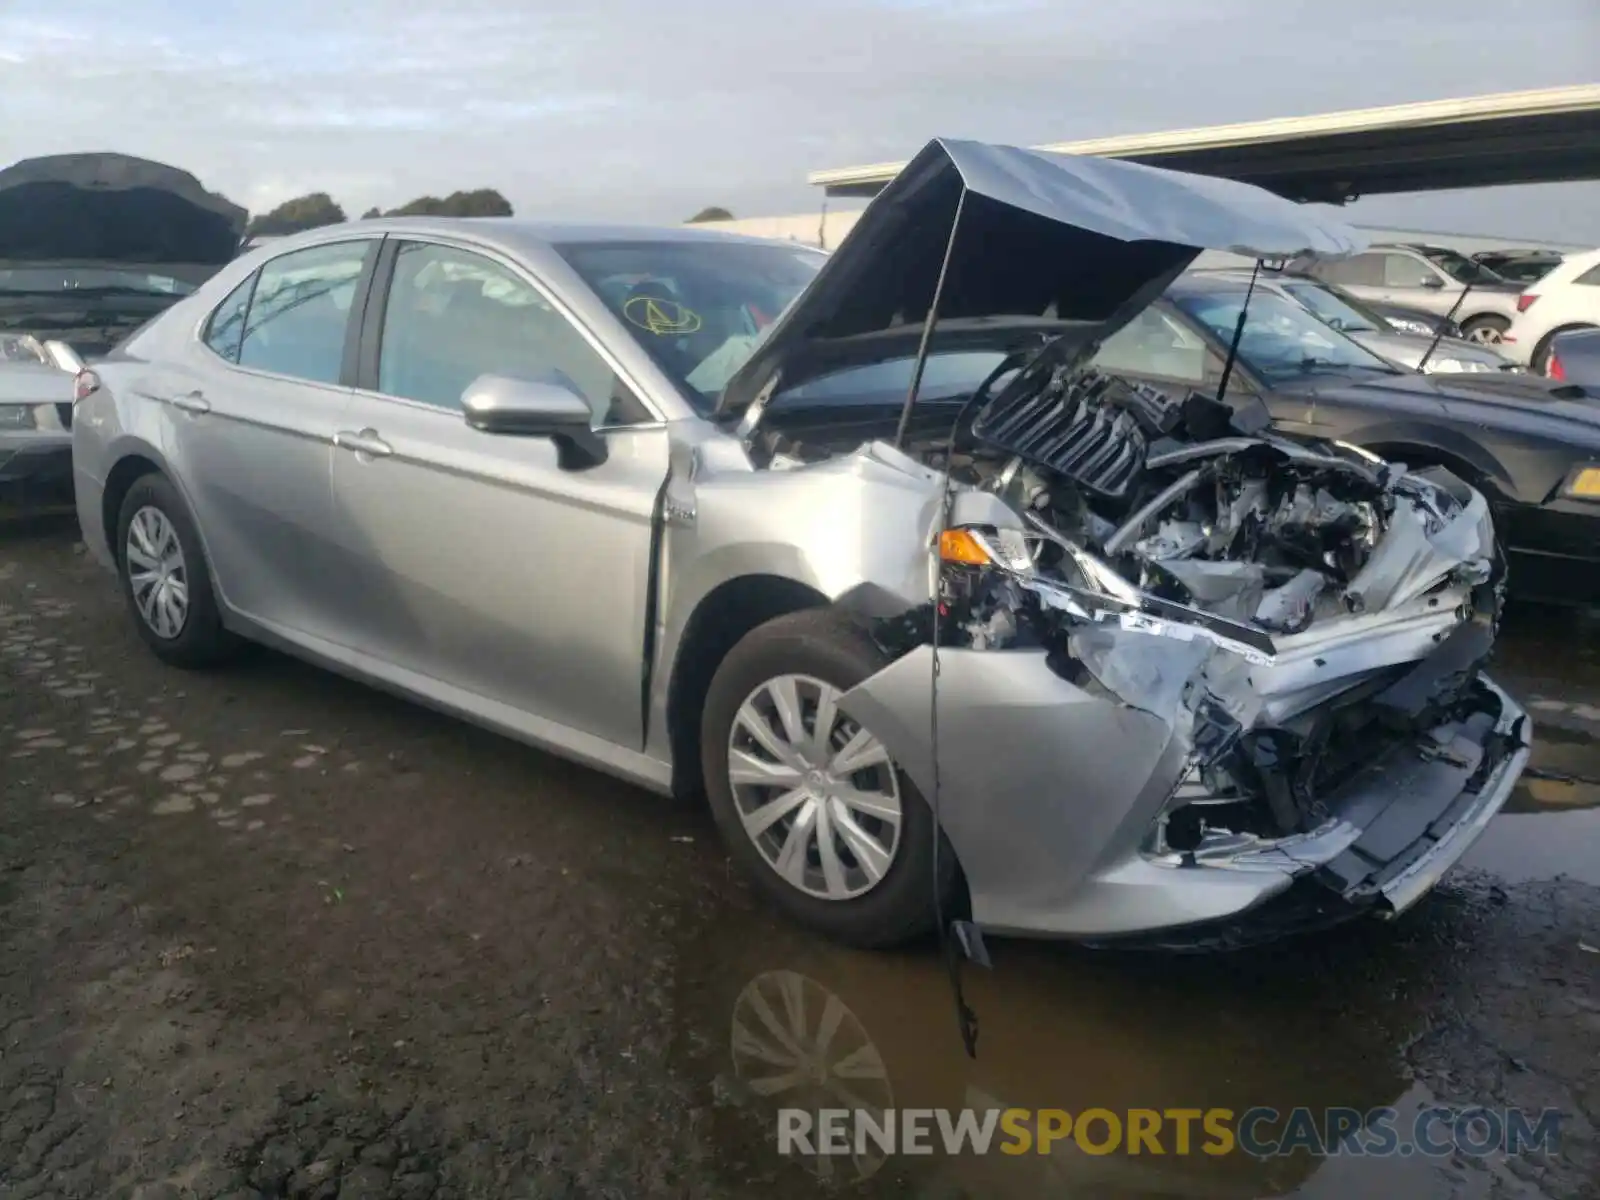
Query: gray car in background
[
  {"left": 1200, "top": 270, "right": 1521, "bottom": 375},
  {"left": 70, "top": 138, "right": 1529, "bottom": 951},
  {"left": 1291, "top": 242, "right": 1524, "bottom": 345}
]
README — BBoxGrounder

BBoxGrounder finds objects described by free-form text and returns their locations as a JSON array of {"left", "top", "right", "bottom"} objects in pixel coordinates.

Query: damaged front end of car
[
  {"left": 841, "top": 367, "right": 1528, "bottom": 945},
  {"left": 708, "top": 138, "right": 1531, "bottom": 945}
]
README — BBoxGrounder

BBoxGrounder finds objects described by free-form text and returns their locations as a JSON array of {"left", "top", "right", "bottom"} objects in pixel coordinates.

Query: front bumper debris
[{"left": 839, "top": 643, "right": 1527, "bottom": 940}]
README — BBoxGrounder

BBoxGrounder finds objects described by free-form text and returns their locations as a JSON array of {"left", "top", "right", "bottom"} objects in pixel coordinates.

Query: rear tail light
[
  {"left": 72, "top": 368, "right": 101, "bottom": 403},
  {"left": 1516, "top": 293, "right": 1539, "bottom": 313},
  {"left": 1547, "top": 350, "right": 1565, "bottom": 381}
]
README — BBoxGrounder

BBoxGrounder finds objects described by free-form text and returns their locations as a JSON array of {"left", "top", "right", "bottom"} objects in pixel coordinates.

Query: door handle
[
  {"left": 171, "top": 390, "right": 211, "bottom": 414},
  {"left": 334, "top": 429, "right": 393, "bottom": 458}
]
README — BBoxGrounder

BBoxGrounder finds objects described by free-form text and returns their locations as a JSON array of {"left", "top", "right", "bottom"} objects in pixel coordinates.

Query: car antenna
[
  {"left": 1416, "top": 277, "right": 1477, "bottom": 374},
  {"left": 1214, "top": 259, "right": 1262, "bottom": 403}
]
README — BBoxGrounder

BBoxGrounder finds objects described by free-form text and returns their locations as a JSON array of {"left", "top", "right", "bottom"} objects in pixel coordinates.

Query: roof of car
[{"left": 326, "top": 216, "right": 812, "bottom": 251}]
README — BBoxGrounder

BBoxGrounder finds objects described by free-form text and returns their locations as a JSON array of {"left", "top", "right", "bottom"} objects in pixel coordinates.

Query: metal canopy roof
[{"left": 809, "top": 85, "right": 1600, "bottom": 204}]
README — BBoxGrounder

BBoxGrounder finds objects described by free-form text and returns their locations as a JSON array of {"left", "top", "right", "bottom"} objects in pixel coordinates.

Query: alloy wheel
[
  {"left": 1466, "top": 324, "right": 1504, "bottom": 345},
  {"left": 727, "top": 674, "right": 903, "bottom": 902},
  {"left": 125, "top": 505, "right": 189, "bottom": 639}
]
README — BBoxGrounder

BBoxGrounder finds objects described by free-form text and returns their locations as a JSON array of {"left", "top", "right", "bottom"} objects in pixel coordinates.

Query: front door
[{"left": 328, "top": 238, "right": 668, "bottom": 750}]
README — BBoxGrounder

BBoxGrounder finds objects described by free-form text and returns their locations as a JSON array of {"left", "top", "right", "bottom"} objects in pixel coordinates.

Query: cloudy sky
[{"left": 3, "top": 0, "right": 1597, "bottom": 241}]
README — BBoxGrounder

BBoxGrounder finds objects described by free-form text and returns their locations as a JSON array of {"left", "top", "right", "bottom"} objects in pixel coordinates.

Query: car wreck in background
[
  {"left": 0, "top": 152, "right": 244, "bottom": 504},
  {"left": 75, "top": 138, "right": 1530, "bottom": 953}
]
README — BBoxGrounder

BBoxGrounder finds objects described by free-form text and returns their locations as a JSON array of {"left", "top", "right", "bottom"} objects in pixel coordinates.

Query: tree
[
  {"left": 360, "top": 206, "right": 382, "bottom": 219},
  {"left": 246, "top": 192, "right": 346, "bottom": 236},
  {"left": 687, "top": 206, "right": 734, "bottom": 223},
  {"left": 385, "top": 189, "right": 513, "bottom": 218}
]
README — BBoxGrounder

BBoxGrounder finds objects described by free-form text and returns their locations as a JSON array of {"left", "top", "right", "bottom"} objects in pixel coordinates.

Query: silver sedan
[{"left": 71, "top": 138, "right": 1529, "bottom": 950}]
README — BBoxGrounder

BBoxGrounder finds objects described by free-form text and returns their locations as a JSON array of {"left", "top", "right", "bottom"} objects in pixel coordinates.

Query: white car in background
[{"left": 1502, "top": 246, "right": 1600, "bottom": 372}]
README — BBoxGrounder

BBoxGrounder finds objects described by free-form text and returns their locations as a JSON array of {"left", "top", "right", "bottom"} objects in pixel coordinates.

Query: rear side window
[
  {"left": 1575, "top": 263, "right": 1600, "bottom": 286},
  {"left": 202, "top": 274, "right": 257, "bottom": 363},
  {"left": 238, "top": 241, "right": 374, "bottom": 385}
]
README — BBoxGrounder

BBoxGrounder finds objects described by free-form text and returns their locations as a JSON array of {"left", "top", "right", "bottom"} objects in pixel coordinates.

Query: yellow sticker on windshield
[{"left": 623, "top": 295, "right": 702, "bottom": 335}]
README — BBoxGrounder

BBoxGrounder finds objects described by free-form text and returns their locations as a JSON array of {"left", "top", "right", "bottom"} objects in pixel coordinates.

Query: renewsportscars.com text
[{"left": 778, "top": 1105, "right": 1562, "bottom": 1160}]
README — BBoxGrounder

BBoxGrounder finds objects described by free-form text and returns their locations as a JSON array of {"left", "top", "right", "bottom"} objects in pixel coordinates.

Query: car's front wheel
[
  {"left": 701, "top": 609, "right": 957, "bottom": 948},
  {"left": 115, "top": 473, "right": 239, "bottom": 668}
]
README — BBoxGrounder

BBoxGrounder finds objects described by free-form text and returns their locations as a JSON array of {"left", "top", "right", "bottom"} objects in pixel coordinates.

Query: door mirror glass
[{"left": 461, "top": 374, "right": 608, "bottom": 469}]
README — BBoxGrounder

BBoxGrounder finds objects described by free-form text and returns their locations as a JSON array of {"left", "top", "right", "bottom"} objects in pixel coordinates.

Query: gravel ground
[{"left": 1, "top": 513, "right": 1597, "bottom": 1200}]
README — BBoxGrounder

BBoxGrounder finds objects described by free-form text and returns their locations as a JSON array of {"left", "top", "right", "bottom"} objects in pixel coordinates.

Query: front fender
[{"left": 837, "top": 646, "right": 1205, "bottom": 934}]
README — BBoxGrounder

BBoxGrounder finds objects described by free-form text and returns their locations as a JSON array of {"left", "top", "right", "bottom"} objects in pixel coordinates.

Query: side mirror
[
  {"left": 1418, "top": 276, "right": 1445, "bottom": 290},
  {"left": 461, "top": 374, "right": 607, "bottom": 469}
]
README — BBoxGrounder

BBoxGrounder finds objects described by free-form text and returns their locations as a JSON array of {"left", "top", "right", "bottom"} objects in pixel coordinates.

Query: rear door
[
  {"left": 326, "top": 236, "right": 670, "bottom": 749},
  {"left": 166, "top": 237, "right": 379, "bottom": 640}
]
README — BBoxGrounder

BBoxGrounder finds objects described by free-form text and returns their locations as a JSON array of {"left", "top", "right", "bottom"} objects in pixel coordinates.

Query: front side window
[
  {"left": 1090, "top": 306, "right": 1209, "bottom": 384},
  {"left": 1419, "top": 247, "right": 1505, "bottom": 285},
  {"left": 375, "top": 241, "right": 650, "bottom": 426},
  {"left": 1172, "top": 289, "right": 1396, "bottom": 384},
  {"left": 238, "top": 240, "right": 373, "bottom": 385},
  {"left": 202, "top": 274, "right": 256, "bottom": 363},
  {"left": 557, "top": 239, "right": 826, "bottom": 411},
  {"left": 1381, "top": 254, "right": 1440, "bottom": 289}
]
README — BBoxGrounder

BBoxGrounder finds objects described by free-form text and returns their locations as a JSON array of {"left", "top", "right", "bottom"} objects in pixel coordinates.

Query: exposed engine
[{"left": 761, "top": 352, "right": 1507, "bottom": 861}]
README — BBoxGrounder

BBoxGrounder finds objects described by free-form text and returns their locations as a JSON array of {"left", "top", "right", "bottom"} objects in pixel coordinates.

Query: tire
[
  {"left": 700, "top": 608, "right": 958, "bottom": 948},
  {"left": 1459, "top": 314, "right": 1509, "bottom": 345},
  {"left": 114, "top": 473, "right": 240, "bottom": 668}
]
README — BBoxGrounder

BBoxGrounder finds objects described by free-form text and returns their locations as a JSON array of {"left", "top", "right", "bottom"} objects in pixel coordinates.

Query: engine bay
[{"left": 755, "top": 346, "right": 1506, "bottom": 855}]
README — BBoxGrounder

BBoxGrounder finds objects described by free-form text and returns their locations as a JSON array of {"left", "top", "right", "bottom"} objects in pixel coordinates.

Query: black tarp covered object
[{"left": 0, "top": 152, "right": 247, "bottom": 267}]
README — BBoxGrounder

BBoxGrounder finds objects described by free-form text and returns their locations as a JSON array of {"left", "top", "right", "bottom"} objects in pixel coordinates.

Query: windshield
[
  {"left": 1276, "top": 280, "right": 1381, "bottom": 334},
  {"left": 1418, "top": 248, "right": 1506, "bottom": 286},
  {"left": 776, "top": 351, "right": 1011, "bottom": 407},
  {"left": 556, "top": 239, "right": 827, "bottom": 411},
  {"left": 1172, "top": 289, "right": 1397, "bottom": 382},
  {"left": 0, "top": 266, "right": 197, "bottom": 296}
]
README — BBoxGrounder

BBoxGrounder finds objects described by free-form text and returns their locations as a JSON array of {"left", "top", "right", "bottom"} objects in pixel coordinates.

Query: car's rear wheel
[
  {"left": 115, "top": 473, "right": 239, "bottom": 668},
  {"left": 700, "top": 609, "right": 957, "bottom": 948},
  {"left": 1460, "top": 314, "right": 1510, "bottom": 345}
]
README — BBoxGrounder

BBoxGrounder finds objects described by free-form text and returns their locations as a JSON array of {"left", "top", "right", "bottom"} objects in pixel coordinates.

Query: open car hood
[
  {"left": 715, "top": 137, "right": 1361, "bottom": 418},
  {"left": 0, "top": 153, "right": 247, "bottom": 267}
]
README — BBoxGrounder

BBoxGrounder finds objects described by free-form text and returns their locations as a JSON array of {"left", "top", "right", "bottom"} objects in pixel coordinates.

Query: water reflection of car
[
  {"left": 676, "top": 911, "right": 1426, "bottom": 1198},
  {"left": 0, "top": 152, "right": 244, "bottom": 505},
  {"left": 1196, "top": 269, "right": 1519, "bottom": 375}
]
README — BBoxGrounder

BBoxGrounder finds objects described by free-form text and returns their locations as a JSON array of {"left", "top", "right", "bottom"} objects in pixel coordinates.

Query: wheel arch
[
  {"left": 1533, "top": 322, "right": 1599, "bottom": 371},
  {"left": 101, "top": 450, "right": 168, "bottom": 567},
  {"left": 1351, "top": 425, "right": 1514, "bottom": 503},
  {"left": 665, "top": 573, "right": 830, "bottom": 798}
]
